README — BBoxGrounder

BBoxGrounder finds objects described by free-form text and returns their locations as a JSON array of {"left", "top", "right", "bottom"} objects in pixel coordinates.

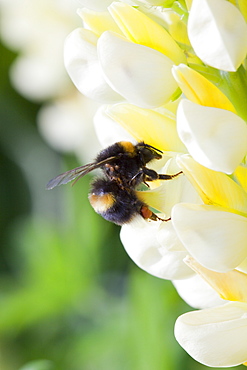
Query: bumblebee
[{"left": 46, "top": 141, "right": 182, "bottom": 225}]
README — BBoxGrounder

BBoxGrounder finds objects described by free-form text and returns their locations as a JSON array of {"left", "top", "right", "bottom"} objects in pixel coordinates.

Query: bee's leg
[
  {"left": 142, "top": 168, "right": 183, "bottom": 182},
  {"left": 142, "top": 168, "right": 159, "bottom": 182},
  {"left": 140, "top": 206, "right": 171, "bottom": 222},
  {"left": 158, "top": 171, "right": 183, "bottom": 180},
  {"left": 129, "top": 170, "right": 144, "bottom": 186},
  {"left": 132, "top": 169, "right": 183, "bottom": 186}
]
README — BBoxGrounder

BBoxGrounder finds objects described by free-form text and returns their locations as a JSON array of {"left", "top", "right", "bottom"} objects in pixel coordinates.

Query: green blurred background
[{"left": 0, "top": 17, "right": 244, "bottom": 370}]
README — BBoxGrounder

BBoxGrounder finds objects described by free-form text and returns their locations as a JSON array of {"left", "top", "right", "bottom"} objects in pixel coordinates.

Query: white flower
[
  {"left": 64, "top": 28, "right": 122, "bottom": 103},
  {"left": 0, "top": 0, "right": 102, "bottom": 161},
  {"left": 97, "top": 31, "right": 178, "bottom": 108},
  {"left": 0, "top": 0, "right": 80, "bottom": 100},
  {"left": 188, "top": 0, "right": 247, "bottom": 71},
  {"left": 175, "top": 301, "right": 247, "bottom": 367},
  {"left": 173, "top": 273, "right": 226, "bottom": 309},
  {"left": 120, "top": 216, "right": 195, "bottom": 280},
  {"left": 175, "top": 258, "right": 247, "bottom": 367},
  {"left": 64, "top": 2, "right": 187, "bottom": 108},
  {"left": 176, "top": 99, "right": 247, "bottom": 174},
  {"left": 172, "top": 203, "right": 247, "bottom": 273}
]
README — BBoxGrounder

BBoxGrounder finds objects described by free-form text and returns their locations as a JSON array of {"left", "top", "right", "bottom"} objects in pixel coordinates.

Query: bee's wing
[
  {"left": 46, "top": 162, "right": 96, "bottom": 190},
  {"left": 46, "top": 156, "right": 118, "bottom": 190}
]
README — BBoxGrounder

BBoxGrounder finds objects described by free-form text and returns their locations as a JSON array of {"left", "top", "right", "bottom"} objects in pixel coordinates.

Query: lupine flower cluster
[{"left": 64, "top": 0, "right": 247, "bottom": 366}]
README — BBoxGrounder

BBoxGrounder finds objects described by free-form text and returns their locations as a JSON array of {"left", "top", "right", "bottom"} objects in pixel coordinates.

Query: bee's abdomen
[
  {"left": 89, "top": 178, "right": 143, "bottom": 225},
  {"left": 88, "top": 192, "right": 115, "bottom": 214}
]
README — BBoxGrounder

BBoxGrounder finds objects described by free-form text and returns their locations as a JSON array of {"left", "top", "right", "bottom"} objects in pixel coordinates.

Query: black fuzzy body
[
  {"left": 96, "top": 141, "right": 162, "bottom": 187},
  {"left": 47, "top": 141, "right": 181, "bottom": 225},
  {"left": 89, "top": 178, "right": 143, "bottom": 225},
  {"left": 87, "top": 141, "right": 167, "bottom": 225}
]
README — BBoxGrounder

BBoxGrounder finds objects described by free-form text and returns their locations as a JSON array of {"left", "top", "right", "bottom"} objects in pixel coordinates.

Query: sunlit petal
[
  {"left": 106, "top": 103, "right": 185, "bottom": 152},
  {"left": 172, "top": 64, "right": 236, "bottom": 112},
  {"left": 93, "top": 105, "right": 134, "bottom": 148},
  {"left": 237, "top": 0, "right": 247, "bottom": 22},
  {"left": 185, "top": 0, "right": 192, "bottom": 9},
  {"left": 177, "top": 99, "right": 247, "bottom": 174},
  {"left": 188, "top": 0, "right": 247, "bottom": 71},
  {"left": 97, "top": 31, "right": 178, "bottom": 108},
  {"left": 177, "top": 155, "right": 247, "bottom": 215},
  {"left": 163, "top": 11, "right": 190, "bottom": 46},
  {"left": 64, "top": 28, "right": 121, "bottom": 102},
  {"left": 185, "top": 256, "right": 247, "bottom": 302},
  {"left": 233, "top": 165, "right": 247, "bottom": 193},
  {"left": 172, "top": 203, "right": 247, "bottom": 272},
  {"left": 108, "top": 2, "right": 186, "bottom": 64},
  {"left": 175, "top": 302, "right": 247, "bottom": 367},
  {"left": 77, "top": 8, "right": 122, "bottom": 36}
]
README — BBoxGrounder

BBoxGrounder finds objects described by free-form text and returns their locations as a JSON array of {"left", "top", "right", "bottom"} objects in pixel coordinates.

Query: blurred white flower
[
  {"left": 0, "top": 0, "right": 80, "bottom": 100},
  {"left": 37, "top": 93, "right": 100, "bottom": 162},
  {"left": 78, "top": 0, "right": 114, "bottom": 11},
  {"left": 0, "top": 0, "right": 101, "bottom": 160}
]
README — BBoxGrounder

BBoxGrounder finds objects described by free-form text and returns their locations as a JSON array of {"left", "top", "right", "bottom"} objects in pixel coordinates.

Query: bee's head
[{"left": 137, "top": 142, "right": 162, "bottom": 164}]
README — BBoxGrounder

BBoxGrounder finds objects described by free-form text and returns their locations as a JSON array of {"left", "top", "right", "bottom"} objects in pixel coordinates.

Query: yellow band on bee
[
  {"left": 88, "top": 192, "right": 115, "bottom": 213},
  {"left": 119, "top": 141, "right": 136, "bottom": 154}
]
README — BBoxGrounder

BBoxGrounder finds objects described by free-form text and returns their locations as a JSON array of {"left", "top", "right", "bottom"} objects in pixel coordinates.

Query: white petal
[
  {"left": 120, "top": 217, "right": 194, "bottom": 280},
  {"left": 175, "top": 302, "right": 247, "bottom": 367},
  {"left": 97, "top": 31, "right": 178, "bottom": 108},
  {"left": 93, "top": 105, "right": 134, "bottom": 148},
  {"left": 172, "top": 203, "right": 247, "bottom": 272},
  {"left": 173, "top": 273, "right": 226, "bottom": 309},
  {"left": 177, "top": 100, "right": 247, "bottom": 174},
  {"left": 188, "top": 0, "right": 247, "bottom": 71},
  {"left": 64, "top": 28, "right": 121, "bottom": 103}
]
